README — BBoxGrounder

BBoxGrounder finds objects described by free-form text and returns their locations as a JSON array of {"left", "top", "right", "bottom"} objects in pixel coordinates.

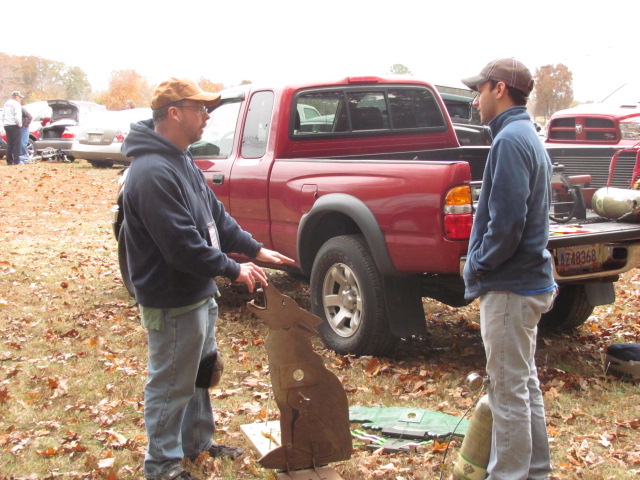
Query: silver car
[
  {"left": 34, "top": 100, "right": 106, "bottom": 159},
  {"left": 69, "top": 108, "right": 152, "bottom": 168}
]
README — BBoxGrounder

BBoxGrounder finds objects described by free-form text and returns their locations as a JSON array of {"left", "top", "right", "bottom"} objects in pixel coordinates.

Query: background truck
[
  {"left": 544, "top": 83, "right": 640, "bottom": 189},
  {"left": 114, "top": 76, "right": 640, "bottom": 356}
]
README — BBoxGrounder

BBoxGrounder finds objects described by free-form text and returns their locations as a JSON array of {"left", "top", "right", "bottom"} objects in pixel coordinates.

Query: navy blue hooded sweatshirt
[
  {"left": 121, "top": 119, "right": 262, "bottom": 308},
  {"left": 463, "top": 107, "right": 554, "bottom": 300}
]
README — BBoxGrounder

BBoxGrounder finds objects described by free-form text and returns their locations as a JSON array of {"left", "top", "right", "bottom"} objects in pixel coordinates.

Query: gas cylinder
[
  {"left": 591, "top": 187, "right": 640, "bottom": 222},
  {"left": 452, "top": 394, "right": 492, "bottom": 480}
]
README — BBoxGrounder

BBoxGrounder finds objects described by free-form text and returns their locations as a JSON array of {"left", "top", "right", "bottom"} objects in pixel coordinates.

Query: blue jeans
[
  {"left": 143, "top": 298, "right": 218, "bottom": 478},
  {"left": 19, "top": 127, "right": 29, "bottom": 163},
  {"left": 479, "top": 291, "right": 555, "bottom": 480}
]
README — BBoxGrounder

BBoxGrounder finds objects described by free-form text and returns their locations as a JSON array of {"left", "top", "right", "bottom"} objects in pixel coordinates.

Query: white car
[{"left": 69, "top": 108, "right": 152, "bottom": 168}]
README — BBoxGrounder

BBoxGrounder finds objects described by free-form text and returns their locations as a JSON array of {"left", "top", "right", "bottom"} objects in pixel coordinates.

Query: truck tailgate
[{"left": 548, "top": 220, "right": 640, "bottom": 281}]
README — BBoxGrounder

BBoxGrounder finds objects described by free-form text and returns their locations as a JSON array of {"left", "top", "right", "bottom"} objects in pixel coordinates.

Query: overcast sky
[{"left": 4, "top": 0, "right": 638, "bottom": 102}]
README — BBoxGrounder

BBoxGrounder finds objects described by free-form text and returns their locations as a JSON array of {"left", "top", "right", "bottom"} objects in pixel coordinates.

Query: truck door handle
[{"left": 212, "top": 174, "right": 225, "bottom": 185}]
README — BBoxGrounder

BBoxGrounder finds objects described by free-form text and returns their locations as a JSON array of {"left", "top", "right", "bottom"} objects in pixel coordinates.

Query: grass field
[{"left": 0, "top": 161, "right": 638, "bottom": 479}]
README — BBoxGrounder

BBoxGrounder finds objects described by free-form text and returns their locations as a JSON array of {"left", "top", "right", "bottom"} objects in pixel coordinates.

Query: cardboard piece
[{"left": 246, "top": 283, "right": 352, "bottom": 471}]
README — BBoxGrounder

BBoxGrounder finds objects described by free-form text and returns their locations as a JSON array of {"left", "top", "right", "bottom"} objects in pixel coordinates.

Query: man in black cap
[
  {"left": 3, "top": 91, "right": 24, "bottom": 165},
  {"left": 121, "top": 78, "right": 293, "bottom": 480},
  {"left": 461, "top": 58, "right": 556, "bottom": 480}
]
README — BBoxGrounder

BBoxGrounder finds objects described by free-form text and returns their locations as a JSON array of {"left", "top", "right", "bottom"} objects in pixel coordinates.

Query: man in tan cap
[
  {"left": 121, "top": 78, "right": 293, "bottom": 480},
  {"left": 461, "top": 59, "right": 556, "bottom": 480}
]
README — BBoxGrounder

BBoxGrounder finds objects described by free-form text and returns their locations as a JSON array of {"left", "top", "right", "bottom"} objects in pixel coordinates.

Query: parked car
[
  {"left": 34, "top": 100, "right": 106, "bottom": 160},
  {"left": 69, "top": 108, "right": 152, "bottom": 168}
]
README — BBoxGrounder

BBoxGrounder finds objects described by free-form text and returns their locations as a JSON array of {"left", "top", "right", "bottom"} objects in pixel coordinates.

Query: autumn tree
[
  {"left": 0, "top": 53, "right": 91, "bottom": 102},
  {"left": 533, "top": 64, "right": 573, "bottom": 121},
  {"left": 0, "top": 53, "right": 21, "bottom": 99},
  {"left": 197, "top": 77, "right": 225, "bottom": 93},
  {"left": 98, "top": 69, "right": 152, "bottom": 110},
  {"left": 388, "top": 64, "right": 412, "bottom": 76}
]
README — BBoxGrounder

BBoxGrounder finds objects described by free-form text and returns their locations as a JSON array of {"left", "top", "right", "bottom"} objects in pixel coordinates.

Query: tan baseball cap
[
  {"left": 151, "top": 77, "right": 221, "bottom": 110},
  {"left": 462, "top": 58, "right": 534, "bottom": 96}
]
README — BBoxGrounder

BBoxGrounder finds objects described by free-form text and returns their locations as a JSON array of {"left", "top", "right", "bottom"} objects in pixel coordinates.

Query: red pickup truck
[{"left": 113, "top": 76, "right": 640, "bottom": 356}]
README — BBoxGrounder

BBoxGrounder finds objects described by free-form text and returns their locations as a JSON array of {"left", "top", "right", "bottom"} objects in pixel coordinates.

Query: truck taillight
[{"left": 444, "top": 185, "right": 473, "bottom": 240}]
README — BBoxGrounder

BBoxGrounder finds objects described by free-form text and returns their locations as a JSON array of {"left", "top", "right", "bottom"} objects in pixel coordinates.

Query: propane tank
[
  {"left": 592, "top": 187, "right": 640, "bottom": 222},
  {"left": 453, "top": 394, "right": 492, "bottom": 480}
]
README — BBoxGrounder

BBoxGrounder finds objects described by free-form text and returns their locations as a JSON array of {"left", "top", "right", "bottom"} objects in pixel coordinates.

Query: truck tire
[
  {"left": 117, "top": 233, "right": 135, "bottom": 298},
  {"left": 310, "top": 234, "right": 397, "bottom": 356},
  {"left": 539, "top": 284, "right": 594, "bottom": 330}
]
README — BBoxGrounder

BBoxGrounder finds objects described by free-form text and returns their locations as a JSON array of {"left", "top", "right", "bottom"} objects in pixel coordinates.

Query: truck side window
[
  {"left": 292, "top": 86, "right": 445, "bottom": 137},
  {"left": 346, "top": 92, "right": 387, "bottom": 130},
  {"left": 191, "top": 101, "right": 242, "bottom": 159},
  {"left": 242, "top": 91, "right": 275, "bottom": 159},
  {"left": 294, "top": 92, "right": 344, "bottom": 135},
  {"left": 387, "top": 89, "right": 445, "bottom": 129}
]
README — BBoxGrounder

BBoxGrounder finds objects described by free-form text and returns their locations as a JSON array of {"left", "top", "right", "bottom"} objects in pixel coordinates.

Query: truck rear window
[{"left": 292, "top": 87, "right": 446, "bottom": 137}]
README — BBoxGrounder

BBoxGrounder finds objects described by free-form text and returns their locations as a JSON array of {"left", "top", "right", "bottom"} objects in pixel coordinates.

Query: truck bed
[{"left": 548, "top": 217, "right": 640, "bottom": 248}]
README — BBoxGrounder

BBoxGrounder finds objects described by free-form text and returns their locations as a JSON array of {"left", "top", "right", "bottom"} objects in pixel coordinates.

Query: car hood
[{"left": 553, "top": 102, "right": 640, "bottom": 120}]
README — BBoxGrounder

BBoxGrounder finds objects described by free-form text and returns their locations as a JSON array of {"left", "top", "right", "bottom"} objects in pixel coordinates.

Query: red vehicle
[
  {"left": 547, "top": 102, "right": 640, "bottom": 147},
  {"left": 114, "top": 77, "right": 640, "bottom": 356}
]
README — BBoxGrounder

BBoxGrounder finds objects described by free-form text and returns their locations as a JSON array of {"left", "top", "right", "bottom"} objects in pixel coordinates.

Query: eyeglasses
[{"left": 173, "top": 104, "right": 209, "bottom": 114}]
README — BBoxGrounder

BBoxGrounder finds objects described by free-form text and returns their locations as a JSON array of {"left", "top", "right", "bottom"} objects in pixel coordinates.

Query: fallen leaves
[{"left": 2, "top": 163, "right": 640, "bottom": 480}]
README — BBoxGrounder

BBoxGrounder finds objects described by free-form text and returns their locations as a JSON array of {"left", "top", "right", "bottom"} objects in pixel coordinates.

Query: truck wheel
[
  {"left": 539, "top": 284, "right": 594, "bottom": 330},
  {"left": 117, "top": 233, "right": 135, "bottom": 298},
  {"left": 310, "top": 234, "right": 397, "bottom": 356}
]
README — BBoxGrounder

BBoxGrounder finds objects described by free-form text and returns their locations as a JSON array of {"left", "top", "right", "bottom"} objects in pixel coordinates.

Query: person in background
[
  {"left": 121, "top": 77, "right": 294, "bottom": 480},
  {"left": 3, "top": 91, "right": 24, "bottom": 165},
  {"left": 461, "top": 58, "right": 557, "bottom": 480},
  {"left": 19, "top": 105, "right": 33, "bottom": 164}
]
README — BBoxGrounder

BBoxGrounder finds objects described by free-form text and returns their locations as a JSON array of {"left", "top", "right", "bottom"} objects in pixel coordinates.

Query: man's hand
[
  {"left": 235, "top": 263, "right": 268, "bottom": 293},
  {"left": 234, "top": 249, "right": 294, "bottom": 292},
  {"left": 255, "top": 248, "right": 295, "bottom": 265}
]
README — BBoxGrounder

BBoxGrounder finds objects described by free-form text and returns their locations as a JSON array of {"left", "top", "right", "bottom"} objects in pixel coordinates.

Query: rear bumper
[
  {"left": 459, "top": 240, "right": 640, "bottom": 283},
  {"left": 35, "top": 139, "right": 73, "bottom": 154},
  {"left": 70, "top": 143, "right": 131, "bottom": 163}
]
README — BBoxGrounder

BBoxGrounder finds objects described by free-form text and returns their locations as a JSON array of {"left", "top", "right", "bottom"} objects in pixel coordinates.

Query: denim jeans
[
  {"left": 479, "top": 291, "right": 555, "bottom": 480},
  {"left": 19, "top": 127, "right": 29, "bottom": 163},
  {"left": 143, "top": 297, "right": 218, "bottom": 478}
]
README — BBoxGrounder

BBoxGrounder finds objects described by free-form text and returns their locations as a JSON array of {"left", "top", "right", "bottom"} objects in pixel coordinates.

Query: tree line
[
  {"left": 0, "top": 53, "right": 228, "bottom": 111},
  {"left": 1, "top": 53, "right": 574, "bottom": 120}
]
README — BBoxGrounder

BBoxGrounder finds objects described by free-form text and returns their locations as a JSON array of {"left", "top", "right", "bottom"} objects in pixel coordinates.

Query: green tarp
[{"left": 349, "top": 405, "right": 470, "bottom": 440}]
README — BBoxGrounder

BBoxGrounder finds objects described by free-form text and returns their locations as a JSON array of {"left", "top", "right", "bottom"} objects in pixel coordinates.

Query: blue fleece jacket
[
  {"left": 121, "top": 119, "right": 263, "bottom": 308},
  {"left": 463, "top": 107, "right": 554, "bottom": 300}
]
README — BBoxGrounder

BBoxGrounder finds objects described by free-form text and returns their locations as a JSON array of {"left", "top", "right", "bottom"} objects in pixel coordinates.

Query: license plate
[
  {"left": 555, "top": 244, "right": 605, "bottom": 274},
  {"left": 89, "top": 134, "right": 102, "bottom": 142}
]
